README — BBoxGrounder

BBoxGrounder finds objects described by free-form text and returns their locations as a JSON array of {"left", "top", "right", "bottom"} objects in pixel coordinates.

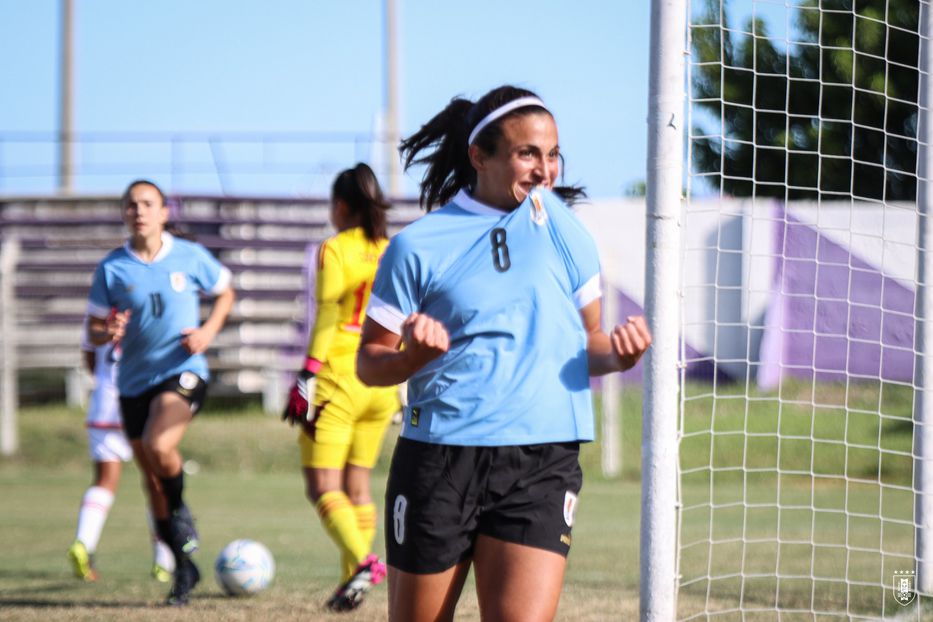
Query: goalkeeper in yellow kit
[{"left": 282, "top": 163, "right": 399, "bottom": 612}]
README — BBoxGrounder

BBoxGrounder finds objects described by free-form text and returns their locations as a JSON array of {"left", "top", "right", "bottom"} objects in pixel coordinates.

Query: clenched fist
[
  {"left": 400, "top": 313, "right": 449, "bottom": 371},
  {"left": 609, "top": 315, "right": 652, "bottom": 372}
]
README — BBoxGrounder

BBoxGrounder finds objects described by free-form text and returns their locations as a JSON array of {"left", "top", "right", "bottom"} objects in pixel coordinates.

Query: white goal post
[
  {"left": 915, "top": 0, "right": 933, "bottom": 601},
  {"left": 641, "top": 0, "right": 687, "bottom": 620},
  {"left": 641, "top": 0, "right": 933, "bottom": 618}
]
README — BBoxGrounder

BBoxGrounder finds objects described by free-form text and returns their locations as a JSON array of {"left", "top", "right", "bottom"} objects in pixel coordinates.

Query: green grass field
[
  {"left": 0, "top": 402, "right": 641, "bottom": 621},
  {"left": 0, "top": 381, "right": 927, "bottom": 620}
]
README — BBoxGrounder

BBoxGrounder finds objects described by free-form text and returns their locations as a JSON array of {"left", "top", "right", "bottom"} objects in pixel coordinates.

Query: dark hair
[
  {"left": 332, "top": 163, "right": 390, "bottom": 241},
  {"left": 121, "top": 179, "right": 166, "bottom": 206},
  {"left": 398, "top": 85, "right": 586, "bottom": 210},
  {"left": 121, "top": 179, "right": 195, "bottom": 240},
  {"left": 166, "top": 224, "right": 196, "bottom": 241}
]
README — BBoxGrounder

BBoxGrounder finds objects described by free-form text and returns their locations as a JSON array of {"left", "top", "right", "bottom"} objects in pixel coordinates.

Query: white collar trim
[
  {"left": 125, "top": 231, "right": 174, "bottom": 264},
  {"left": 452, "top": 190, "right": 509, "bottom": 217}
]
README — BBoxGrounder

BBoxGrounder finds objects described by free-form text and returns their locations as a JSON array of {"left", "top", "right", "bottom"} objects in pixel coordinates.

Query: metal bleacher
[{"left": 0, "top": 194, "right": 421, "bottom": 411}]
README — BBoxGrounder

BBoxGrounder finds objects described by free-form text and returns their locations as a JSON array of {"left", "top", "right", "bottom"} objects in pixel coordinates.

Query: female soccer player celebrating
[
  {"left": 282, "top": 163, "right": 399, "bottom": 612},
  {"left": 86, "top": 179, "right": 234, "bottom": 606},
  {"left": 357, "top": 85, "right": 652, "bottom": 621}
]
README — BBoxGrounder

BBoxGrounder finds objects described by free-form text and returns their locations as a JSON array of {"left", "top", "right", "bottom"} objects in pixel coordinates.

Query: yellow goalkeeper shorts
[{"left": 298, "top": 367, "right": 399, "bottom": 470}]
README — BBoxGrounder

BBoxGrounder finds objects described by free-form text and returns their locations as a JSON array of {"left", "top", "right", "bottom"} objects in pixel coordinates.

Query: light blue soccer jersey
[
  {"left": 87, "top": 232, "right": 231, "bottom": 397},
  {"left": 368, "top": 188, "right": 601, "bottom": 446}
]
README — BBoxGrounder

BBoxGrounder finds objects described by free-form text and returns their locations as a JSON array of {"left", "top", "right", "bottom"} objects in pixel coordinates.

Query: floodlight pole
[
  {"left": 0, "top": 238, "right": 20, "bottom": 456},
  {"left": 915, "top": 0, "right": 933, "bottom": 597},
  {"left": 641, "top": 0, "right": 687, "bottom": 619},
  {"left": 602, "top": 279, "right": 621, "bottom": 478},
  {"left": 384, "top": 0, "right": 401, "bottom": 196},
  {"left": 58, "top": 0, "right": 74, "bottom": 194}
]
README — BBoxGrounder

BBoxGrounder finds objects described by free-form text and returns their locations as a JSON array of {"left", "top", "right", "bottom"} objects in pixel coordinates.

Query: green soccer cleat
[
  {"left": 67, "top": 540, "right": 99, "bottom": 582},
  {"left": 151, "top": 563, "right": 172, "bottom": 583}
]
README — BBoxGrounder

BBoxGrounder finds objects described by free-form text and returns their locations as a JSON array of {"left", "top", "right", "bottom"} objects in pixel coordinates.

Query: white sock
[
  {"left": 146, "top": 512, "right": 176, "bottom": 572},
  {"left": 154, "top": 539, "right": 175, "bottom": 571},
  {"left": 75, "top": 486, "right": 114, "bottom": 553}
]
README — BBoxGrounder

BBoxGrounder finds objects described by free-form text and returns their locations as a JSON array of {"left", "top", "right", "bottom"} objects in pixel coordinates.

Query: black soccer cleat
[
  {"left": 165, "top": 557, "right": 200, "bottom": 607},
  {"left": 169, "top": 505, "right": 199, "bottom": 556}
]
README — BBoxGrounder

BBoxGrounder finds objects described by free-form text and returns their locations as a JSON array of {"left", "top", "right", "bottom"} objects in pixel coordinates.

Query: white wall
[{"left": 579, "top": 197, "right": 918, "bottom": 381}]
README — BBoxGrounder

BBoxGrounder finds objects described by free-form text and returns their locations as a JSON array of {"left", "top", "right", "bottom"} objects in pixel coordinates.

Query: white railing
[{"left": 0, "top": 131, "right": 401, "bottom": 198}]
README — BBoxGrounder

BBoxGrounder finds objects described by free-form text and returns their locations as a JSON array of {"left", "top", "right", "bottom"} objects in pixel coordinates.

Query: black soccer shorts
[
  {"left": 384, "top": 437, "right": 583, "bottom": 574},
  {"left": 119, "top": 371, "right": 208, "bottom": 440}
]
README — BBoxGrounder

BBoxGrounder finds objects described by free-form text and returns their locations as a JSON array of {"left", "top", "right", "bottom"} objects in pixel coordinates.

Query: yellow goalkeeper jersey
[{"left": 307, "top": 227, "right": 388, "bottom": 374}]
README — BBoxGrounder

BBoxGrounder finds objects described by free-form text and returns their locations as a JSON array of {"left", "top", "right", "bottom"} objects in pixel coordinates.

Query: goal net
[{"left": 665, "top": 0, "right": 930, "bottom": 618}]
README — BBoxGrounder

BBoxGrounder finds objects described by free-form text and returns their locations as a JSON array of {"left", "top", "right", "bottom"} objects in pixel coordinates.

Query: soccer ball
[{"left": 214, "top": 539, "right": 275, "bottom": 596}]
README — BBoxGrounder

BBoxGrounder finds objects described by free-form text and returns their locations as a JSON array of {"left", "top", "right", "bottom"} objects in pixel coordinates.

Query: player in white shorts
[{"left": 67, "top": 321, "right": 175, "bottom": 582}]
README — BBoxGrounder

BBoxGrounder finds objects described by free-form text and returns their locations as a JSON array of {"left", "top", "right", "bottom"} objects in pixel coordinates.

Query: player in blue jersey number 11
[
  {"left": 86, "top": 180, "right": 234, "bottom": 606},
  {"left": 357, "top": 85, "right": 652, "bottom": 621}
]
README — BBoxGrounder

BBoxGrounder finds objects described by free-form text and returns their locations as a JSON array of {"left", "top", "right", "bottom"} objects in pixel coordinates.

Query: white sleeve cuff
[
  {"left": 87, "top": 301, "right": 111, "bottom": 319},
  {"left": 366, "top": 294, "right": 406, "bottom": 335},
  {"left": 208, "top": 267, "right": 233, "bottom": 296},
  {"left": 573, "top": 274, "right": 602, "bottom": 309},
  {"left": 79, "top": 317, "right": 93, "bottom": 352}
]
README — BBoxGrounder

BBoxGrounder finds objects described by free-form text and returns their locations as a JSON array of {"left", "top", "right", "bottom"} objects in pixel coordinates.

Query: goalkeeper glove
[{"left": 282, "top": 369, "right": 317, "bottom": 429}]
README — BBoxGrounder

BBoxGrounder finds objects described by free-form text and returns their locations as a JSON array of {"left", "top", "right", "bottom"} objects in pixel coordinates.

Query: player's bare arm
[
  {"left": 579, "top": 299, "right": 651, "bottom": 375},
  {"left": 82, "top": 350, "right": 96, "bottom": 374},
  {"left": 180, "top": 286, "right": 235, "bottom": 354},
  {"left": 87, "top": 310, "right": 130, "bottom": 346},
  {"left": 357, "top": 313, "right": 449, "bottom": 386}
]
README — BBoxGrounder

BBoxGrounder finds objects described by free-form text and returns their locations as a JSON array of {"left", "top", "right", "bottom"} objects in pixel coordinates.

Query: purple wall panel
[
  {"left": 759, "top": 206, "right": 915, "bottom": 389},
  {"left": 603, "top": 287, "right": 728, "bottom": 385}
]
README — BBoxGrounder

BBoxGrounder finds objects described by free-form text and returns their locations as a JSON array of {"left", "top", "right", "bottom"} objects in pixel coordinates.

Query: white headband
[{"left": 467, "top": 96, "right": 549, "bottom": 146}]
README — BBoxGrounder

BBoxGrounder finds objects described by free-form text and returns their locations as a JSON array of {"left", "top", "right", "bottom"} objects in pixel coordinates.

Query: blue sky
[{"left": 0, "top": 1, "right": 650, "bottom": 198}]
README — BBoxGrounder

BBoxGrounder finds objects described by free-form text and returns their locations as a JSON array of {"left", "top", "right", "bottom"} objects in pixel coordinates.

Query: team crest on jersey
[
  {"left": 529, "top": 191, "right": 548, "bottom": 226},
  {"left": 170, "top": 272, "right": 187, "bottom": 292},
  {"left": 563, "top": 491, "right": 578, "bottom": 527}
]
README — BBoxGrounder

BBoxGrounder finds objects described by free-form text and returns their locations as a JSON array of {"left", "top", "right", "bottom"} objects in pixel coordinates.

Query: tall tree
[{"left": 691, "top": 0, "right": 920, "bottom": 200}]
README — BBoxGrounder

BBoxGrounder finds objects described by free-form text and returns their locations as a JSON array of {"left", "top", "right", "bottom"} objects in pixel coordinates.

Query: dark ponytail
[
  {"left": 332, "top": 163, "right": 389, "bottom": 242},
  {"left": 399, "top": 85, "right": 586, "bottom": 211},
  {"left": 398, "top": 98, "right": 475, "bottom": 211}
]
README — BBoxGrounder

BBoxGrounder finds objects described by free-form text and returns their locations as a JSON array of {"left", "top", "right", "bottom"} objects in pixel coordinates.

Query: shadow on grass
[
  {"left": 0, "top": 569, "right": 61, "bottom": 580},
  {"left": 0, "top": 583, "right": 81, "bottom": 596},
  {"left": 0, "top": 597, "right": 154, "bottom": 609},
  {"left": 196, "top": 593, "right": 240, "bottom": 601}
]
